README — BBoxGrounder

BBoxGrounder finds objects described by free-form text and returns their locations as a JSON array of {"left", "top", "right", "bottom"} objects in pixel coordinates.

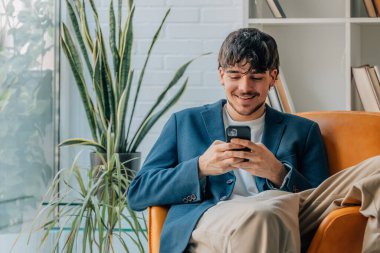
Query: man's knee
[{"left": 237, "top": 205, "right": 284, "bottom": 231}]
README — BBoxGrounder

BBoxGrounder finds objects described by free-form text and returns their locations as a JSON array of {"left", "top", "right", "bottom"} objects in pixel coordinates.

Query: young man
[{"left": 127, "top": 28, "right": 380, "bottom": 253}]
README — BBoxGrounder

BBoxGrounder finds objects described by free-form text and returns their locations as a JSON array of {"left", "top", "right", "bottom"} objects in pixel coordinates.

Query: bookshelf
[{"left": 244, "top": 0, "right": 380, "bottom": 112}]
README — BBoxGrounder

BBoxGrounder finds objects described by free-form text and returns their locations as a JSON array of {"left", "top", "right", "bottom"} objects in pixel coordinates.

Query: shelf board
[
  {"left": 248, "top": 18, "right": 346, "bottom": 25},
  {"left": 350, "top": 18, "right": 380, "bottom": 24}
]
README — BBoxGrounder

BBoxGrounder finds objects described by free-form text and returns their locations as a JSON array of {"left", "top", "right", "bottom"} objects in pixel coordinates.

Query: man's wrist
[
  {"left": 270, "top": 163, "right": 287, "bottom": 188},
  {"left": 198, "top": 155, "right": 206, "bottom": 179}
]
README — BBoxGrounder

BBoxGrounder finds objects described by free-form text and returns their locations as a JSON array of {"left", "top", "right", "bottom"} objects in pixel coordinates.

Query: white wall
[{"left": 60, "top": 0, "right": 244, "bottom": 165}]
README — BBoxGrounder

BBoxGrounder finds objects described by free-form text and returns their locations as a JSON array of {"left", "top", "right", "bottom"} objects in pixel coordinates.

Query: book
[
  {"left": 373, "top": 0, "right": 380, "bottom": 16},
  {"left": 374, "top": 65, "right": 380, "bottom": 80},
  {"left": 275, "top": 69, "right": 295, "bottom": 113},
  {"left": 363, "top": 0, "right": 377, "bottom": 17},
  {"left": 265, "top": 96, "right": 272, "bottom": 107},
  {"left": 352, "top": 66, "right": 380, "bottom": 112},
  {"left": 268, "top": 86, "right": 283, "bottom": 111},
  {"left": 367, "top": 66, "right": 380, "bottom": 104},
  {"left": 266, "top": 0, "right": 286, "bottom": 18}
]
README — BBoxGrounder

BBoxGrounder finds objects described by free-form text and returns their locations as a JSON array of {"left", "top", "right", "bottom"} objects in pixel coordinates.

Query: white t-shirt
[{"left": 222, "top": 104, "right": 266, "bottom": 200}]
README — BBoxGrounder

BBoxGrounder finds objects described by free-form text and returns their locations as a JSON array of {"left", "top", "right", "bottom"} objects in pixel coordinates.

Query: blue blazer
[{"left": 127, "top": 99, "right": 329, "bottom": 253}]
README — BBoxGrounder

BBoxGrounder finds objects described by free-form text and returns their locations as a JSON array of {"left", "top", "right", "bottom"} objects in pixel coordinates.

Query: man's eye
[
  {"left": 229, "top": 76, "right": 241, "bottom": 80},
  {"left": 251, "top": 77, "right": 263, "bottom": 80}
]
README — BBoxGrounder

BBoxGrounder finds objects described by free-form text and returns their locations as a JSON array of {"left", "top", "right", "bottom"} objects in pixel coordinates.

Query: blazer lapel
[
  {"left": 201, "top": 100, "right": 235, "bottom": 181},
  {"left": 261, "top": 105, "right": 286, "bottom": 154},
  {"left": 201, "top": 99, "right": 226, "bottom": 143},
  {"left": 256, "top": 105, "right": 286, "bottom": 191}
]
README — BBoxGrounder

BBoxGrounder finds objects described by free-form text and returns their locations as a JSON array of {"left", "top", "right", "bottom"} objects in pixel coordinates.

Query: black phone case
[
  {"left": 225, "top": 126, "right": 251, "bottom": 153},
  {"left": 225, "top": 126, "right": 251, "bottom": 142}
]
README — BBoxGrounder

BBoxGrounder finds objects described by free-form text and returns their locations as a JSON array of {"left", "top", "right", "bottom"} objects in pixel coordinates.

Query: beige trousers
[{"left": 186, "top": 155, "right": 380, "bottom": 253}]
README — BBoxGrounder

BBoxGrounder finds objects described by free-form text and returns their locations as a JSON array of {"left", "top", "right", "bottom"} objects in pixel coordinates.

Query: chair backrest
[{"left": 298, "top": 111, "right": 380, "bottom": 175}]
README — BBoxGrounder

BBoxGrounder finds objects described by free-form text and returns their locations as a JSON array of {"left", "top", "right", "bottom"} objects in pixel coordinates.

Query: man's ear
[
  {"left": 269, "top": 68, "right": 278, "bottom": 87},
  {"left": 219, "top": 67, "right": 224, "bottom": 86}
]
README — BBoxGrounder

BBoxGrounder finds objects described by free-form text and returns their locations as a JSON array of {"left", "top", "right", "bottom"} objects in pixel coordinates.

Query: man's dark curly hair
[{"left": 218, "top": 28, "right": 279, "bottom": 74}]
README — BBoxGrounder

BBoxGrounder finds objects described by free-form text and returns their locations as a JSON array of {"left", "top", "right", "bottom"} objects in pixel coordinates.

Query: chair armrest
[
  {"left": 307, "top": 206, "right": 367, "bottom": 253},
  {"left": 148, "top": 206, "right": 170, "bottom": 253}
]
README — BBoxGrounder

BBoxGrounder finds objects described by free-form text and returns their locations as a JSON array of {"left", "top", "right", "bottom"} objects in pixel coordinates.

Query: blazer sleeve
[
  {"left": 265, "top": 122, "right": 329, "bottom": 192},
  {"left": 127, "top": 114, "right": 204, "bottom": 211}
]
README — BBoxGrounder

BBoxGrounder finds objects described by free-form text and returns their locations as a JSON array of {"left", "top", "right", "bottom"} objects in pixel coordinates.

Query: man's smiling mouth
[{"left": 235, "top": 94, "right": 258, "bottom": 100}]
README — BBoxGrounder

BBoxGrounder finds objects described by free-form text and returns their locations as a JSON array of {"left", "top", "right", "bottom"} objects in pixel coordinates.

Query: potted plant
[
  {"left": 59, "top": 0, "right": 199, "bottom": 175},
  {"left": 32, "top": 148, "right": 147, "bottom": 252},
  {"left": 30, "top": 0, "right": 203, "bottom": 252}
]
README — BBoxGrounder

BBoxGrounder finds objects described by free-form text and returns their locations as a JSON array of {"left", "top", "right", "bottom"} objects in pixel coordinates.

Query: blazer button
[
  {"left": 183, "top": 197, "right": 188, "bottom": 203},
  {"left": 220, "top": 196, "right": 227, "bottom": 201},
  {"left": 187, "top": 196, "right": 192, "bottom": 202},
  {"left": 226, "top": 179, "right": 234, "bottom": 185},
  {"left": 191, "top": 194, "right": 196, "bottom": 200}
]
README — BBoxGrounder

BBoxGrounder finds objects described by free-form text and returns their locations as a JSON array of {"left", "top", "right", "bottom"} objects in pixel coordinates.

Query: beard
[{"left": 227, "top": 98, "right": 266, "bottom": 116}]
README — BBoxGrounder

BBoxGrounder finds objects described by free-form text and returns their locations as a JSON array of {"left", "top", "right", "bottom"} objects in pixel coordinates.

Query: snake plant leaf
[
  {"left": 86, "top": 1, "right": 117, "bottom": 128},
  {"left": 128, "top": 55, "right": 199, "bottom": 150},
  {"left": 141, "top": 57, "right": 194, "bottom": 118},
  {"left": 120, "top": 69, "right": 134, "bottom": 151},
  {"left": 125, "top": 9, "right": 170, "bottom": 143},
  {"left": 94, "top": 106, "right": 107, "bottom": 143},
  {"left": 87, "top": 0, "right": 98, "bottom": 19},
  {"left": 93, "top": 31, "right": 116, "bottom": 131},
  {"left": 61, "top": 24, "right": 98, "bottom": 141},
  {"left": 82, "top": 218, "right": 89, "bottom": 253},
  {"left": 106, "top": 123, "right": 115, "bottom": 160},
  {"left": 93, "top": 38, "right": 107, "bottom": 125},
  {"left": 66, "top": 0, "right": 93, "bottom": 77},
  {"left": 115, "top": 83, "right": 129, "bottom": 152},
  {"left": 109, "top": 0, "right": 120, "bottom": 81},
  {"left": 100, "top": 40, "right": 116, "bottom": 130},
  {"left": 118, "top": 5, "right": 135, "bottom": 95},
  {"left": 129, "top": 78, "right": 188, "bottom": 151},
  {"left": 118, "top": 0, "right": 122, "bottom": 47},
  {"left": 78, "top": 0, "right": 94, "bottom": 51},
  {"left": 59, "top": 138, "right": 106, "bottom": 152},
  {"left": 128, "top": 0, "right": 133, "bottom": 10}
]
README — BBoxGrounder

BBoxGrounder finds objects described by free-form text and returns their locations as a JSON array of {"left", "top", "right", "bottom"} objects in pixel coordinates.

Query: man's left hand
[{"left": 229, "top": 138, "right": 288, "bottom": 188}]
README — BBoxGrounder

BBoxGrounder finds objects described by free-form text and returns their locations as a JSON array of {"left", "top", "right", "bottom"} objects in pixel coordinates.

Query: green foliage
[
  {"left": 59, "top": 0, "right": 200, "bottom": 153},
  {"left": 32, "top": 151, "right": 147, "bottom": 253}
]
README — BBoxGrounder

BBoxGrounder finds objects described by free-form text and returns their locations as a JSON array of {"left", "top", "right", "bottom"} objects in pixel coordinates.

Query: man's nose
[{"left": 238, "top": 76, "right": 254, "bottom": 90}]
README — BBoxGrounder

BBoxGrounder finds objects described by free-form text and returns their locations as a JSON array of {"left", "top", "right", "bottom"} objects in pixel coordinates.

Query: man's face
[{"left": 219, "top": 63, "right": 277, "bottom": 121}]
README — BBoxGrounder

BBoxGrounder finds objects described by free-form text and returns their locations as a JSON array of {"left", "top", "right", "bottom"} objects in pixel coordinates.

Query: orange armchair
[{"left": 148, "top": 111, "right": 380, "bottom": 253}]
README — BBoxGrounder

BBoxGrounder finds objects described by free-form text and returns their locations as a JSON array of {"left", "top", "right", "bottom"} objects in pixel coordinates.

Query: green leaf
[
  {"left": 106, "top": 123, "right": 115, "bottom": 160},
  {"left": 128, "top": 52, "right": 210, "bottom": 151},
  {"left": 74, "top": 168, "right": 87, "bottom": 197},
  {"left": 61, "top": 23, "right": 98, "bottom": 142},
  {"left": 118, "top": 0, "right": 122, "bottom": 48},
  {"left": 129, "top": 79, "right": 188, "bottom": 151},
  {"left": 114, "top": 75, "right": 132, "bottom": 152},
  {"left": 66, "top": 0, "right": 93, "bottom": 77},
  {"left": 120, "top": 70, "right": 134, "bottom": 151},
  {"left": 125, "top": 9, "right": 170, "bottom": 144},
  {"left": 79, "top": 0, "right": 94, "bottom": 51},
  {"left": 59, "top": 138, "right": 106, "bottom": 152},
  {"left": 109, "top": 0, "right": 120, "bottom": 82},
  {"left": 92, "top": 40, "right": 108, "bottom": 138},
  {"left": 118, "top": 6, "right": 135, "bottom": 96},
  {"left": 87, "top": 0, "right": 99, "bottom": 19}
]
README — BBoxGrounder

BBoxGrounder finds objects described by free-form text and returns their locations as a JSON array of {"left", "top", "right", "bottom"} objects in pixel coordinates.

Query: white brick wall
[
  {"left": 60, "top": 0, "right": 244, "bottom": 166},
  {"left": 133, "top": 1, "right": 243, "bottom": 156}
]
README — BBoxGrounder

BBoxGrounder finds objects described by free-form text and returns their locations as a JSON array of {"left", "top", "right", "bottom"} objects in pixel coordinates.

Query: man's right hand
[{"left": 198, "top": 140, "right": 246, "bottom": 178}]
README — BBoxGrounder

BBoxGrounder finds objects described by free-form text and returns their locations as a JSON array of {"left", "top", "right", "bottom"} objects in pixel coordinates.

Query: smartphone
[{"left": 225, "top": 125, "right": 251, "bottom": 152}]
